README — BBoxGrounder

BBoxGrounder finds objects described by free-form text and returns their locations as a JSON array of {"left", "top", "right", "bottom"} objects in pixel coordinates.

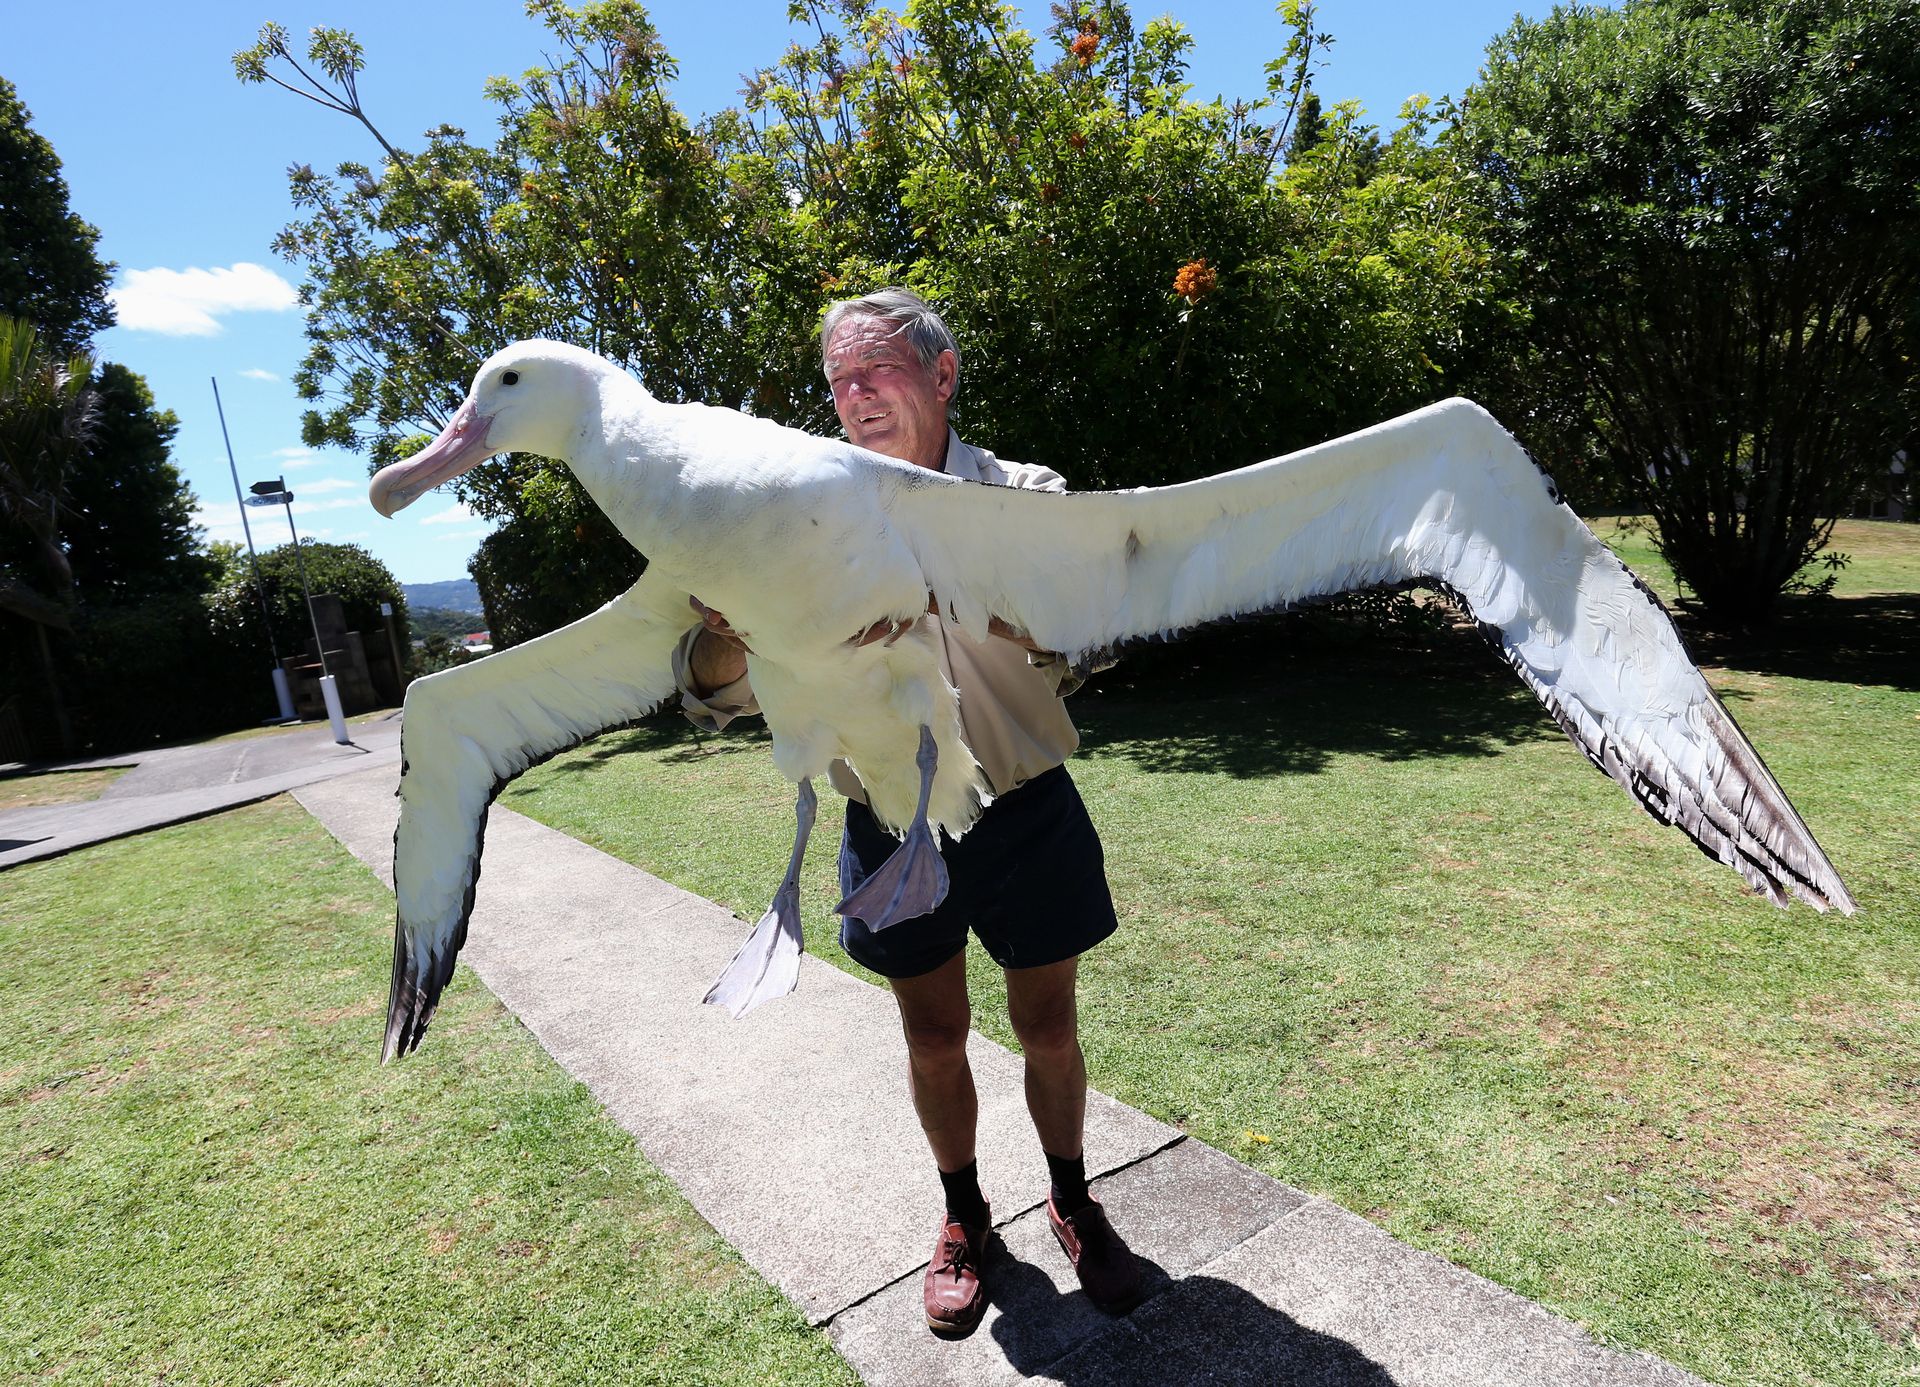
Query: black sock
[
  {"left": 1045, "top": 1150, "right": 1092, "bottom": 1215},
  {"left": 939, "top": 1159, "right": 989, "bottom": 1229}
]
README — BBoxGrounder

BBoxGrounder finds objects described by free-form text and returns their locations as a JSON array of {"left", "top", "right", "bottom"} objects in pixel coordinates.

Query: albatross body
[{"left": 368, "top": 339, "right": 1855, "bottom": 1061}]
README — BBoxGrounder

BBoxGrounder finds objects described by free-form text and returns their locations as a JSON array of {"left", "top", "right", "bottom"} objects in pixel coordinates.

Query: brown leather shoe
[
  {"left": 923, "top": 1211, "right": 989, "bottom": 1334},
  {"left": 1047, "top": 1195, "right": 1142, "bottom": 1312}
]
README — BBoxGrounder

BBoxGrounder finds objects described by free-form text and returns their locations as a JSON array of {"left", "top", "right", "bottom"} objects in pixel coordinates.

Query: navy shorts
[{"left": 837, "top": 765, "right": 1118, "bottom": 979}]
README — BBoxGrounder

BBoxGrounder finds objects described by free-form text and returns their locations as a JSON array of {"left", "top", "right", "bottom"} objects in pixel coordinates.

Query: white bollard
[
  {"left": 270, "top": 667, "right": 296, "bottom": 723},
  {"left": 318, "top": 674, "right": 350, "bottom": 744}
]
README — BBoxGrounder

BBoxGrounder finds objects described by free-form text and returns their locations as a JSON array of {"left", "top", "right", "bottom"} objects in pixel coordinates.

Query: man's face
[{"left": 824, "top": 315, "right": 957, "bottom": 471}]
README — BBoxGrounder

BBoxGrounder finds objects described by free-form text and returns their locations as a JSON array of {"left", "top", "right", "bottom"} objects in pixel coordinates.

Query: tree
[
  {"left": 63, "top": 363, "right": 215, "bottom": 602},
  {"left": 0, "top": 314, "right": 97, "bottom": 752},
  {"left": 207, "top": 539, "right": 410, "bottom": 659},
  {"left": 0, "top": 78, "right": 115, "bottom": 356},
  {"left": 0, "top": 315, "right": 96, "bottom": 621},
  {"left": 242, "top": 1, "right": 1496, "bottom": 638},
  {"left": 1455, "top": 0, "right": 1920, "bottom": 629}
]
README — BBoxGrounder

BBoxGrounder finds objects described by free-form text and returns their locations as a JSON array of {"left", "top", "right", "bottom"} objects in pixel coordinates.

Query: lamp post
[
  {"left": 245, "top": 478, "right": 350, "bottom": 745},
  {"left": 212, "top": 378, "right": 296, "bottom": 723}
]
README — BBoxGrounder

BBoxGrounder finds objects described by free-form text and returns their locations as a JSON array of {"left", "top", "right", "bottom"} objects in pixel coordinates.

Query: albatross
[{"left": 367, "top": 339, "right": 1854, "bottom": 1061}]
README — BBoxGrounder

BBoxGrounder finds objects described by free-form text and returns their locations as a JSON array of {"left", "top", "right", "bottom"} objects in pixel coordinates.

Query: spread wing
[
  {"left": 882, "top": 397, "right": 1854, "bottom": 915},
  {"left": 384, "top": 571, "right": 698, "bottom": 1060}
]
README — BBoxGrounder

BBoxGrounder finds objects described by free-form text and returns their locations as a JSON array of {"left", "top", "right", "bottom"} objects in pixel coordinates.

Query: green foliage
[
  {"left": 470, "top": 504, "right": 641, "bottom": 649},
  {"left": 61, "top": 591, "right": 280, "bottom": 749},
  {"left": 0, "top": 313, "right": 96, "bottom": 618},
  {"left": 739, "top": 0, "right": 1488, "bottom": 487},
  {"left": 242, "top": 1, "right": 1495, "bottom": 638},
  {"left": 206, "top": 539, "right": 410, "bottom": 661},
  {"left": 63, "top": 363, "right": 215, "bottom": 602},
  {"left": 0, "top": 78, "right": 115, "bottom": 356},
  {"left": 408, "top": 604, "right": 486, "bottom": 645},
  {"left": 1454, "top": 0, "right": 1920, "bottom": 629},
  {"left": 236, "top": 7, "right": 821, "bottom": 513}
]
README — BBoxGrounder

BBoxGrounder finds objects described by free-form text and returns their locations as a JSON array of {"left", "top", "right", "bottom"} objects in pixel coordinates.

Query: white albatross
[{"left": 367, "top": 339, "right": 1854, "bottom": 1061}]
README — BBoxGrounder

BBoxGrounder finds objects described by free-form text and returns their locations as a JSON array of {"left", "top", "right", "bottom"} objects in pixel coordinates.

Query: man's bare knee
[
  {"left": 1009, "top": 1002, "right": 1080, "bottom": 1062},
  {"left": 902, "top": 1013, "right": 973, "bottom": 1069}
]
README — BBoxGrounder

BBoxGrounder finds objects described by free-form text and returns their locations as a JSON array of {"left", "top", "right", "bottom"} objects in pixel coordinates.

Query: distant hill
[{"left": 403, "top": 579, "right": 482, "bottom": 616}]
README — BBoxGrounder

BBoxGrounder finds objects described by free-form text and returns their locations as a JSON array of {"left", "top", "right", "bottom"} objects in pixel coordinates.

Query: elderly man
[{"left": 676, "top": 288, "right": 1139, "bottom": 1334}]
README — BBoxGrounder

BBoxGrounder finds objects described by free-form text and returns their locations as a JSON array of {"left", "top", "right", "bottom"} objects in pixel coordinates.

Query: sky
[{"left": 6, "top": 0, "right": 1545, "bottom": 587}]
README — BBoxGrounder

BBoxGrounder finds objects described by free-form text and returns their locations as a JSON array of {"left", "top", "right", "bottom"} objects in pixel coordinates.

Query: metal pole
[
  {"left": 282, "top": 499, "right": 332, "bottom": 680},
  {"left": 211, "top": 378, "right": 283, "bottom": 668}
]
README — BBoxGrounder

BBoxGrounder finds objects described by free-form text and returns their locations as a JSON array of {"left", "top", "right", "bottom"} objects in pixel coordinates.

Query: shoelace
[{"left": 934, "top": 1231, "right": 975, "bottom": 1278}]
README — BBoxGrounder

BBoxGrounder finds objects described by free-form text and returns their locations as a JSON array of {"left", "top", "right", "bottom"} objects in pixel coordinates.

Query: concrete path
[
  {"left": 0, "top": 715, "right": 401, "bottom": 870},
  {"left": 296, "top": 764, "right": 1707, "bottom": 1387}
]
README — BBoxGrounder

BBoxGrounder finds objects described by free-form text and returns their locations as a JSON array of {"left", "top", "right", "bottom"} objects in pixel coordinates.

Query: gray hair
[{"left": 820, "top": 287, "right": 962, "bottom": 399}]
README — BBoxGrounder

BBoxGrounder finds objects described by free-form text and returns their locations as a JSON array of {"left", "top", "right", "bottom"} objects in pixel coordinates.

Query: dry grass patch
[{"left": 0, "top": 764, "right": 130, "bottom": 810}]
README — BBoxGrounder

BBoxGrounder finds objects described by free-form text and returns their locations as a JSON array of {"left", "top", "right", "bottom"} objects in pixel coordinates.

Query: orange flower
[
  {"left": 1067, "top": 132, "right": 1087, "bottom": 152},
  {"left": 1070, "top": 31, "right": 1099, "bottom": 66},
  {"left": 895, "top": 56, "right": 912, "bottom": 76},
  {"left": 1173, "top": 258, "right": 1218, "bottom": 301},
  {"left": 1038, "top": 181, "right": 1061, "bottom": 203}
]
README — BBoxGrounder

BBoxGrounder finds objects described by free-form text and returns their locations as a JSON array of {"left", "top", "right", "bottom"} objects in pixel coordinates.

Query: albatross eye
[{"left": 502, "top": 370, "right": 520, "bottom": 386}]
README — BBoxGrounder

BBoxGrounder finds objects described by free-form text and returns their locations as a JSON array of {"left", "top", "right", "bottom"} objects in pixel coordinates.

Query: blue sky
[{"left": 7, "top": 1, "right": 1544, "bottom": 586}]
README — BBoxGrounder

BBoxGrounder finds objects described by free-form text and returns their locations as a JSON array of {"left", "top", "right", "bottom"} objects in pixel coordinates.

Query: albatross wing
[
  {"left": 880, "top": 397, "right": 1854, "bottom": 915},
  {"left": 384, "top": 571, "right": 698, "bottom": 1061}
]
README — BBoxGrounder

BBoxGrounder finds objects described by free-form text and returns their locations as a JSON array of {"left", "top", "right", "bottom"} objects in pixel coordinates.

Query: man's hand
[{"left": 687, "top": 596, "right": 750, "bottom": 696}]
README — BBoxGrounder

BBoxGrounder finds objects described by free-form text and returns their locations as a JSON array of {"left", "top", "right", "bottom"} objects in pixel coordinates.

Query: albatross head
[{"left": 368, "top": 340, "right": 615, "bottom": 517}]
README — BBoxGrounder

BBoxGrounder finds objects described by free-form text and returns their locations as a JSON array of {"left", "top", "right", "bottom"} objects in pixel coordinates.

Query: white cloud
[
  {"left": 437, "top": 527, "right": 490, "bottom": 541},
  {"left": 240, "top": 368, "right": 280, "bottom": 382},
  {"left": 271, "top": 446, "right": 329, "bottom": 471},
  {"left": 419, "top": 502, "right": 475, "bottom": 526},
  {"left": 296, "top": 477, "right": 363, "bottom": 495},
  {"left": 111, "top": 262, "right": 298, "bottom": 337}
]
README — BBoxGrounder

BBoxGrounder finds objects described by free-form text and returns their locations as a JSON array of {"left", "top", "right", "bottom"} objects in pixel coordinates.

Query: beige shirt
[{"left": 672, "top": 429, "right": 1084, "bottom": 802}]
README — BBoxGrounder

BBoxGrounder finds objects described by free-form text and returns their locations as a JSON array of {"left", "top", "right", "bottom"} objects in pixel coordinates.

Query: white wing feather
[
  {"left": 385, "top": 571, "right": 697, "bottom": 1060},
  {"left": 882, "top": 397, "right": 1854, "bottom": 915}
]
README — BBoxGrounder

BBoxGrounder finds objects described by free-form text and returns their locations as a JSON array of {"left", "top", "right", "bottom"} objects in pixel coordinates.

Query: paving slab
[
  {"left": 827, "top": 1136, "right": 1310, "bottom": 1386},
  {"left": 293, "top": 763, "right": 1708, "bottom": 1387},
  {"left": 1048, "top": 1199, "right": 1704, "bottom": 1387},
  {"left": 293, "top": 766, "right": 1180, "bottom": 1325}
]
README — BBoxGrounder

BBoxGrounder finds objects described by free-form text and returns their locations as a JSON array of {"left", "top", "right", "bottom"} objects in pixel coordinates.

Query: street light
[
  {"left": 245, "top": 477, "right": 350, "bottom": 745},
  {"left": 212, "top": 378, "right": 295, "bottom": 724}
]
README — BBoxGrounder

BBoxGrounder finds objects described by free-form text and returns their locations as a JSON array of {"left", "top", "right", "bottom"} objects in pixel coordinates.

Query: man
[{"left": 675, "top": 288, "right": 1140, "bottom": 1335}]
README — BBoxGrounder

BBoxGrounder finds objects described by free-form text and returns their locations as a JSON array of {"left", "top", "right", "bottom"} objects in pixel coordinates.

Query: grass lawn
[
  {"left": 1591, "top": 517, "right": 1920, "bottom": 603},
  {"left": 0, "top": 765, "right": 129, "bottom": 812},
  {"left": 499, "top": 530, "right": 1920, "bottom": 1387},
  {"left": 0, "top": 799, "right": 857, "bottom": 1387}
]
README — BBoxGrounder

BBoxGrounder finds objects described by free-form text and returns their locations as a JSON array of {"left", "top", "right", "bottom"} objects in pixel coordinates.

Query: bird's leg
[
  {"left": 835, "top": 725, "right": 951, "bottom": 931},
  {"left": 704, "top": 779, "right": 816, "bottom": 1019}
]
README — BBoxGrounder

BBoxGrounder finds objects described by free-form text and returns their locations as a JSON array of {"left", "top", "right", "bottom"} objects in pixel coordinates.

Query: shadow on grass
[
  {"left": 531, "top": 717, "right": 773, "bottom": 778},
  {"left": 1071, "top": 617, "right": 1563, "bottom": 780},
  {"left": 1678, "top": 592, "right": 1920, "bottom": 692},
  {"left": 517, "top": 591, "right": 1914, "bottom": 788}
]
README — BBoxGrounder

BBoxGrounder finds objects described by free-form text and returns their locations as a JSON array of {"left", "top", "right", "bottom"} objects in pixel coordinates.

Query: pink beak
[{"left": 368, "top": 396, "right": 496, "bottom": 517}]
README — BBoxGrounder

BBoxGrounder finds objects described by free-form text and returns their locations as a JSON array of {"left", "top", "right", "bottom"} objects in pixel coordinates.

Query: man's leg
[
  {"left": 891, "top": 950, "right": 978, "bottom": 1172},
  {"left": 1004, "top": 956, "right": 1087, "bottom": 1160},
  {"left": 892, "top": 951, "right": 991, "bottom": 1334},
  {"left": 1006, "top": 954, "right": 1142, "bottom": 1312}
]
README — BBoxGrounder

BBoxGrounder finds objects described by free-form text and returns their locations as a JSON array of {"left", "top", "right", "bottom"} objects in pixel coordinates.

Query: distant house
[
  {"left": 459, "top": 631, "right": 494, "bottom": 655},
  {"left": 1856, "top": 452, "right": 1908, "bottom": 523}
]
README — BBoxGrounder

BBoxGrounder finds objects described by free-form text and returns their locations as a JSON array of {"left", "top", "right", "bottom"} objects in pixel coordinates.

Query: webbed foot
[
  {"left": 705, "top": 780, "right": 815, "bottom": 1018},
  {"left": 835, "top": 726, "right": 951, "bottom": 931}
]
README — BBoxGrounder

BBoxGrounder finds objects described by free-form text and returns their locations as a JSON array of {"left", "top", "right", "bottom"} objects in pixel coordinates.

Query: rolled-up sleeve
[{"left": 671, "top": 626, "right": 761, "bottom": 732}]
